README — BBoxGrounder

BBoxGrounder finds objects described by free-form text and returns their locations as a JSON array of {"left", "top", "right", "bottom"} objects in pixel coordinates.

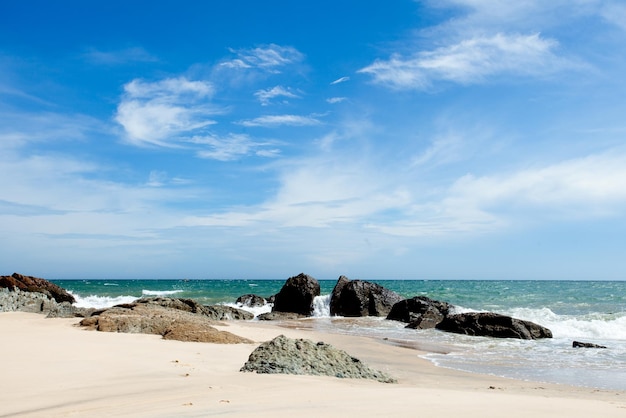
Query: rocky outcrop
[
  {"left": 329, "top": 277, "right": 402, "bottom": 317},
  {"left": 573, "top": 341, "right": 607, "bottom": 349},
  {"left": 256, "top": 311, "right": 304, "bottom": 321},
  {"left": 240, "top": 335, "right": 396, "bottom": 383},
  {"left": 0, "top": 272, "right": 75, "bottom": 304},
  {"left": 131, "top": 297, "right": 253, "bottom": 320},
  {"left": 387, "top": 296, "right": 453, "bottom": 329},
  {"left": 0, "top": 287, "right": 92, "bottom": 317},
  {"left": 435, "top": 312, "right": 553, "bottom": 340},
  {"left": 236, "top": 294, "right": 268, "bottom": 308},
  {"left": 272, "top": 273, "right": 320, "bottom": 316},
  {"left": 80, "top": 303, "right": 251, "bottom": 344}
]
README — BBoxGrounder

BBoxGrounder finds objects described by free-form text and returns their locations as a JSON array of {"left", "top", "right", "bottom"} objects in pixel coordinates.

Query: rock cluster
[
  {"left": 0, "top": 283, "right": 92, "bottom": 318},
  {"left": 240, "top": 335, "right": 396, "bottom": 383},
  {"left": 80, "top": 300, "right": 252, "bottom": 344},
  {"left": 0, "top": 272, "right": 75, "bottom": 304}
]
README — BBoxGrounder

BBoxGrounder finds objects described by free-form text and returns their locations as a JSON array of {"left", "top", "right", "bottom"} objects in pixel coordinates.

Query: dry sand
[{"left": 1, "top": 312, "right": 624, "bottom": 417}]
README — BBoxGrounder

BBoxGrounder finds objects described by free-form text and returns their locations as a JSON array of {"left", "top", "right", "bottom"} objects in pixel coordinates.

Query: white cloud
[
  {"left": 220, "top": 44, "right": 304, "bottom": 73},
  {"left": 600, "top": 1, "right": 626, "bottom": 31},
  {"left": 330, "top": 76, "right": 350, "bottom": 85},
  {"left": 115, "top": 77, "right": 217, "bottom": 146},
  {"left": 239, "top": 114, "right": 321, "bottom": 127},
  {"left": 192, "top": 133, "right": 280, "bottom": 161},
  {"left": 360, "top": 33, "right": 571, "bottom": 89},
  {"left": 254, "top": 85, "right": 300, "bottom": 105},
  {"left": 326, "top": 97, "right": 347, "bottom": 104}
]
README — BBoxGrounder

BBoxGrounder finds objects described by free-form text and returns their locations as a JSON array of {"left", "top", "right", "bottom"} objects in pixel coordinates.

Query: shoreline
[{"left": 1, "top": 312, "right": 624, "bottom": 417}]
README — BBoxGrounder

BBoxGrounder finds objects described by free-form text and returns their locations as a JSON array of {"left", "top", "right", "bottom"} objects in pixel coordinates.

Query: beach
[{"left": 1, "top": 312, "right": 624, "bottom": 417}]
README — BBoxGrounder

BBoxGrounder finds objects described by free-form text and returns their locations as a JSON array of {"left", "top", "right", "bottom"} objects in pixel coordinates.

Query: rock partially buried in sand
[
  {"left": 80, "top": 303, "right": 252, "bottom": 344},
  {"left": 240, "top": 335, "right": 396, "bottom": 383}
]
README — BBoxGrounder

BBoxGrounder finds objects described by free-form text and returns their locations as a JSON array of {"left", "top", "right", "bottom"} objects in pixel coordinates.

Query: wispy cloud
[
  {"left": 360, "top": 33, "right": 573, "bottom": 89},
  {"left": 238, "top": 114, "right": 321, "bottom": 127},
  {"left": 254, "top": 85, "right": 300, "bottom": 106},
  {"left": 330, "top": 76, "right": 350, "bottom": 85},
  {"left": 115, "top": 77, "right": 218, "bottom": 147},
  {"left": 191, "top": 133, "right": 280, "bottom": 161},
  {"left": 220, "top": 44, "right": 304, "bottom": 73},
  {"left": 326, "top": 97, "right": 346, "bottom": 104}
]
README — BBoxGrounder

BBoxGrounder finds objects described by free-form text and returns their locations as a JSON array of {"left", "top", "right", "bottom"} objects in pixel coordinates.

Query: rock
[
  {"left": 203, "top": 305, "right": 254, "bottom": 321},
  {"left": 329, "top": 277, "right": 403, "bottom": 317},
  {"left": 0, "top": 287, "right": 91, "bottom": 317},
  {"left": 256, "top": 311, "right": 304, "bottom": 321},
  {"left": 573, "top": 341, "right": 607, "bottom": 349},
  {"left": 387, "top": 296, "right": 453, "bottom": 329},
  {"left": 236, "top": 294, "right": 267, "bottom": 308},
  {"left": 272, "top": 273, "right": 320, "bottom": 316},
  {"left": 436, "top": 312, "right": 553, "bottom": 340},
  {"left": 0, "top": 272, "right": 75, "bottom": 304},
  {"left": 80, "top": 303, "right": 251, "bottom": 344},
  {"left": 130, "top": 297, "right": 253, "bottom": 320},
  {"left": 240, "top": 335, "right": 396, "bottom": 383}
]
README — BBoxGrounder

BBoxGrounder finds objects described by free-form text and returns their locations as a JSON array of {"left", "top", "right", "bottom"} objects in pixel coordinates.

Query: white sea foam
[
  {"left": 225, "top": 302, "right": 272, "bottom": 317},
  {"left": 141, "top": 289, "right": 184, "bottom": 297},
  {"left": 71, "top": 292, "right": 138, "bottom": 309},
  {"left": 312, "top": 294, "right": 331, "bottom": 317},
  {"left": 501, "top": 307, "right": 626, "bottom": 340}
]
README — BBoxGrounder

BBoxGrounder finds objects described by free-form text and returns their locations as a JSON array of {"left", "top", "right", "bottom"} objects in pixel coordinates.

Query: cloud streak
[{"left": 360, "top": 33, "right": 572, "bottom": 89}]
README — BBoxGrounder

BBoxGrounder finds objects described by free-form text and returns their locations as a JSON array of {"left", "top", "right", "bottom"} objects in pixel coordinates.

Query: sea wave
[
  {"left": 141, "top": 289, "right": 184, "bottom": 297},
  {"left": 71, "top": 293, "right": 138, "bottom": 309}
]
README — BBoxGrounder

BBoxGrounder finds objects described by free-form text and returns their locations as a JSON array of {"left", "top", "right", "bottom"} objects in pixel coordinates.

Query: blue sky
[{"left": 2, "top": 1, "right": 626, "bottom": 280}]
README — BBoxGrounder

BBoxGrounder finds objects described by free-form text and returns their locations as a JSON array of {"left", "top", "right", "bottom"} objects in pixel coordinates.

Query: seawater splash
[
  {"left": 70, "top": 292, "right": 138, "bottom": 309},
  {"left": 312, "top": 294, "right": 331, "bottom": 317}
]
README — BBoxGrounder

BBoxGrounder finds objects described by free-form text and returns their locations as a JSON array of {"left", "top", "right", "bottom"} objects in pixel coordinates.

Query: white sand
[{"left": 1, "top": 312, "right": 624, "bottom": 417}]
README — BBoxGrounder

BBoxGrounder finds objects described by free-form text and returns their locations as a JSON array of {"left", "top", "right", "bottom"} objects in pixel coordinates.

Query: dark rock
[
  {"left": 236, "top": 294, "right": 267, "bottom": 308},
  {"left": 329, "top": 277, "right": 403, "bottom": 317},
  {"left": 436, "top": 312, "right": 553, "bottom": 340},
  {"left": 79, "top": 303, "right": 251, "bottom": 344},
  {"left": 272, "top": 273, "right": 320, "bottom": 316},
  {"left": 256, "top": 311, "right": 304, "bottom": 321},
  {"left": 0, "top": 272, "right": 75, "bottom": 304},
  {"left": 387, "top": 296, "right": 453, "bottom": 329},
  {"left": 573, "top": 341, "right": 607, "bottom": 349},
  {"left": 240, "top": 335, "right": 396, "bottom": 383}
]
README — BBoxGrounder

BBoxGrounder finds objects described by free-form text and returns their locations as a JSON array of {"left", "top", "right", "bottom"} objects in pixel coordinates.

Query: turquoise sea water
[{"left": 52, "top": 278, "right": 626, "bottom": 391}]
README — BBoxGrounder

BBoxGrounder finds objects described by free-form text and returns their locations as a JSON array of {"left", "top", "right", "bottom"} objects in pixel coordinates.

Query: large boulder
[
  {"left": 329, "top": 277, "right": 403, "bottom": 317},
  {"left": 387, "top": 296, "right": 454, "bottom": 329},
  {"left": 435, "top": 312, "right": 553, "bottom": 340},
  {"left": 0, "top": 272, "right": 75, "bottom": 304},
  {"left": 80, "top": 303, "right": 251, "bottom": 344},
  {"left": 240, "top": 335, "right": 396, "bottom": 383},
  {"left": 272, "top": 273, "right": 320, "bottom": 316}
]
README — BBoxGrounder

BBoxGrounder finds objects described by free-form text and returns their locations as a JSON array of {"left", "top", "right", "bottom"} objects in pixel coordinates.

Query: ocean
[{"left": 52, "top": 278, "right": 626, "bottom": 391}]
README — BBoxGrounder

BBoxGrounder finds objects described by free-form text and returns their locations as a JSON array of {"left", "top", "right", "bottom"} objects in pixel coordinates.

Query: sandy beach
[{"left": 1, "top": 312, "right": 624, "bottom": 417}]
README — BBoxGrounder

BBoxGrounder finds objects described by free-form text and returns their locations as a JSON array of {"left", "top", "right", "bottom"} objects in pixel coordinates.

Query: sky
[{"left": 1, "top": 1, "right": 626, "bottom": 280}]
